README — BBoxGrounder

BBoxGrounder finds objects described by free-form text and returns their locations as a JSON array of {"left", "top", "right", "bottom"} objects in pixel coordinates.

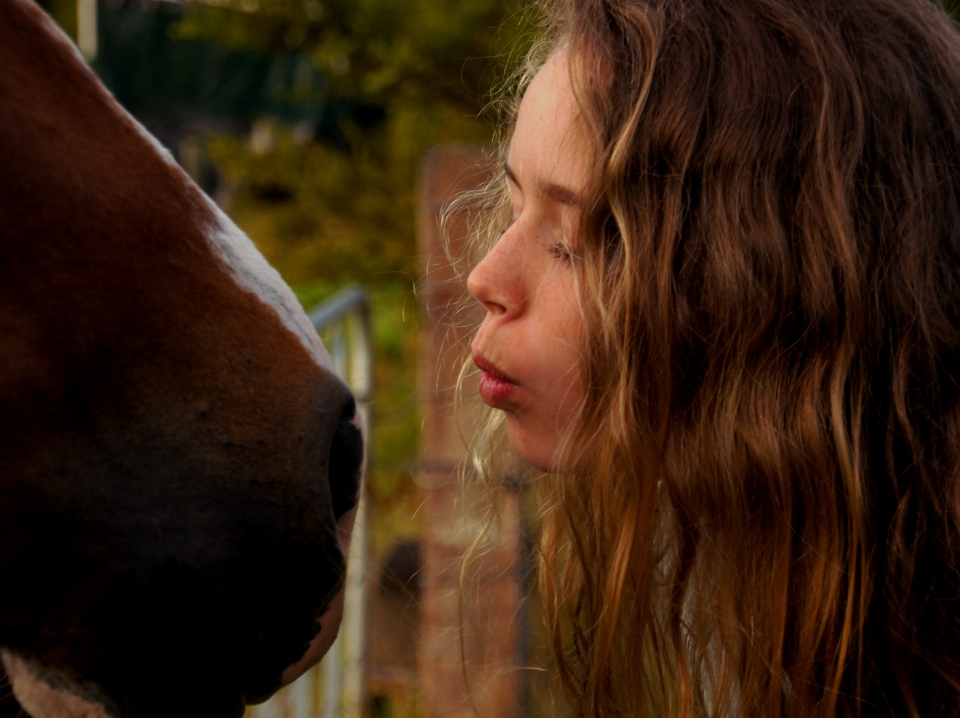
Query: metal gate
[{"left": 248, "top": 285, "right": 372, "bottom": 718}]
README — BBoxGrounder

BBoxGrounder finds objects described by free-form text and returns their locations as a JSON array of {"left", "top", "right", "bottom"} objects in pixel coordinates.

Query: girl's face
[{"left": 468, "top": 52, "right": 590, "bottom": 471}]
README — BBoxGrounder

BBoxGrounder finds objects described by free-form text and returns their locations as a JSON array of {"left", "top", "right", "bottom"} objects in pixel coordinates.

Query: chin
[{"left": 506, "top": 420, "right": 561, "bottom": 473}]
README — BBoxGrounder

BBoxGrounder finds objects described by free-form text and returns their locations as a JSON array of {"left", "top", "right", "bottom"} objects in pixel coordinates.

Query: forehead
[{"left": 510, "top": 52, "right": 592, "bottom": 194}]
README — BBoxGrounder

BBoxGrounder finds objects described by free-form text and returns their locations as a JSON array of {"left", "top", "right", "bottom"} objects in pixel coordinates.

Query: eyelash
[
  {"left": 497, "top": 219, "right": 573, "bottom": 264},
  {"left": 551, "top": 242, "right": 573, "bottom": 264}
]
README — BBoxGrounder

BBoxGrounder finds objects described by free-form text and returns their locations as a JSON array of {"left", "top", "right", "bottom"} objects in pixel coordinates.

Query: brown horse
[{"left": 0, "top": 1, "right": 363, "bottom": 716}]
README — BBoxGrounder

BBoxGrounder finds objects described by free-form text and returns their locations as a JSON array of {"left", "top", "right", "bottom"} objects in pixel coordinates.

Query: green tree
[
  {"left": 176, "top": 0, "right": 537, "bottom": 285},
  {"left": 173, "top": 0, "right": 538, "bottom": 562}
]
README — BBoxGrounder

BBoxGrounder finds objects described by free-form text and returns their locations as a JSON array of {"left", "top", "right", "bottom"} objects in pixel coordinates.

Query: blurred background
[
  {"left": 35, "top": 0, "right": 544, "bottom": 716},
  {"left": 43, "top": 1, "right": 960, "bottom": 715}
]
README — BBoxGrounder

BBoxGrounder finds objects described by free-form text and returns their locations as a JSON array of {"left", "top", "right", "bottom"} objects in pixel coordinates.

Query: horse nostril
[{"left": 328, "top": 398, "right": 363, "bottom": 519}]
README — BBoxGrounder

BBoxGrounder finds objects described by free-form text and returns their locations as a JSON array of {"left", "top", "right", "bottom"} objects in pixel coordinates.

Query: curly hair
[{"left": 463, "top": 0, "right": 960, "bottom": 716}]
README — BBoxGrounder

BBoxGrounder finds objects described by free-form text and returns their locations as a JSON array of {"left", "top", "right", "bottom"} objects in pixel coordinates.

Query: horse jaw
[{"left": 2, "top": 651, "right": 110, "bottom": 718}]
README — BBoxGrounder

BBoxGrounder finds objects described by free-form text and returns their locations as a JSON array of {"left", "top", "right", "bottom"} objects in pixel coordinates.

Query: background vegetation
[
  {"left": 171, "top": 0, "right": 538, "bottom": 554},
  {"left": 36, "top": 0, "right": 960, "bottom": 559},
  {"left": 41, "top": 1, "right": 960, "bottom": 714},
  {"left": 34, "top": 2, "right": 538, "bottom": 713}
]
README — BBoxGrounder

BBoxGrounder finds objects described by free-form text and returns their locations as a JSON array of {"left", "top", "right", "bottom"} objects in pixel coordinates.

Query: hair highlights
[{"left": 464, "top": 0, "right": 960, "bottom": 716}]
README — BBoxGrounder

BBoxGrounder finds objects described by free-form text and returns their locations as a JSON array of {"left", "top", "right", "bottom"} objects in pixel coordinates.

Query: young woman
[{"left": 466, "top": 0, "right": 960, "bottom": 716}]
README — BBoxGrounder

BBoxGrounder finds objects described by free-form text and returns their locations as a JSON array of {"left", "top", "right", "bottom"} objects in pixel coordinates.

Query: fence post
[
  {"left": 306, "top": 287, "right": 373, "bottom": 718},
  {"left": 416, "top": 147, "right": 524, "bottom": 718},
  {"left": 77, "top": 0, "right": 97, "bottom": 60}
]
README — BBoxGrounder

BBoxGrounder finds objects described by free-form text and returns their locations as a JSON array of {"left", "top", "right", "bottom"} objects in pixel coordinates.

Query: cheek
[
  {"left": 557, "top": 367, "right": 585, "bottom": 413},
  {"left": 536, "top": 277, "right": 583, "bottom": 394},
  {"left": 546, "top": 358, "right": 584, "bottom": 434},
  {"left": 500, "top": 332, "right": 583, "bottom": 471},
  {"left": 529, "top": 337, "right": 583, "bottom": 421},
  {"left": 552, "top": 301, "right": 584, "bottom": 405},
  {"left": 505, "top": 373, "right": 582, "bottom": 471}
]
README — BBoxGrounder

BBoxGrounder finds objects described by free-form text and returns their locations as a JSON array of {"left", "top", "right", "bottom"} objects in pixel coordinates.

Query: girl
[{"left": 466, "top": 0, "right": 960, "bottom": 716}]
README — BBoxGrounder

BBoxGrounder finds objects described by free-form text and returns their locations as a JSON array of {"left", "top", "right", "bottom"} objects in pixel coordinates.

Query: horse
[{"left": 0, "top": 0, "right": 364, "bottom": 716}]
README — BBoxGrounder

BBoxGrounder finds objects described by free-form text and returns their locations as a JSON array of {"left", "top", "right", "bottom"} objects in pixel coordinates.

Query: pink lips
[{"left": 474, "top": 355, "right": 518, "bottom": 407}]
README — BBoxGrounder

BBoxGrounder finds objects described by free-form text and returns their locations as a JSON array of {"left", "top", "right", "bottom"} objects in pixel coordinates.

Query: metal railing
[{"left": 249, "top": 285, "right": 372, "bottom": 718}]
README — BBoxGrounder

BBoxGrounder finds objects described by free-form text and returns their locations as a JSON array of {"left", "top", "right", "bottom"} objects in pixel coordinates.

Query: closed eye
[{"left": 550, "top": 243, "right": 573, "bottom": 264}]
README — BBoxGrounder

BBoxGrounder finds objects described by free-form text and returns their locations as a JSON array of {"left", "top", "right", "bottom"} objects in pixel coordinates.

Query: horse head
[{"left": 0, "top": 1, "right": 363, "bottom": 715}]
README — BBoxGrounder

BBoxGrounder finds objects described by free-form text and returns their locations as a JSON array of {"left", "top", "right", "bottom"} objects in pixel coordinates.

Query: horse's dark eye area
[{"left": 328, "top": 398, "right": 363, "bottom": 519}]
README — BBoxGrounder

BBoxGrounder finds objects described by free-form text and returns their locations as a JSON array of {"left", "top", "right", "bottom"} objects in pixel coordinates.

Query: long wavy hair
[{"left": 460, "top": 0, "right": 960, "bottom": 716}]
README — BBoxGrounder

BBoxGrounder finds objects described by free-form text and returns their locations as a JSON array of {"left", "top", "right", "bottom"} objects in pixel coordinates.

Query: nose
[
  {"left": 467, "top": 229, "right": 524, "bottom": 317},
  {"left": 270, "top": 390, "right": 365, "bottom": 695},
  {"left": 328, "top": 396, "right": 363, "bottom": 520}
]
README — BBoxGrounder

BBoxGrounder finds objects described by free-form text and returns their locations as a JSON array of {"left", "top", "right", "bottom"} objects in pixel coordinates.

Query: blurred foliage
[
  {"left": 44, "top": 0, "right": 960, "bottom": 590},
  {"left": 36, "top": 0, "right": 77, "bottom": 38},
  {"left": 295, "top": 281, "right": 424, "bottom": 554},
  {"left": 177, "top": 0, "right": 539, "bottom": 555},
  {"left": 206, "top": 114, "right": 464, "bottom": 286},
  {"left": 95, "top": 4, "right": 327, "bottom": 128},
  {"left": 176, "top": 0, "right": 536, "bottom": 112},
  {"left": 178, "top": 0, "right": 538, "bottom": 286},
  {"left": 41, "top": 0, "right": 960, "bottom": 712},
  {"left": 32, "top": 0, "right": 536, "bottom": 604}
]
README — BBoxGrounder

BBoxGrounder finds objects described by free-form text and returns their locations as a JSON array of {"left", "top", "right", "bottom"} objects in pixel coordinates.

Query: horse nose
[{"left": 328, "top": 397, "right": 363, "bottom": 519}]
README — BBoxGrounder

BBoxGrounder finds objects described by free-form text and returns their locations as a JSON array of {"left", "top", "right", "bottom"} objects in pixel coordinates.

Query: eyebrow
[{"left": 504, "top": 162, "right": 583, "bottom": 207}]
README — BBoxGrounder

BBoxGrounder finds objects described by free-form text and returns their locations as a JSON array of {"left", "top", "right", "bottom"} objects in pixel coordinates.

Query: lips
[{"left": 473, "top": 355, "right": 518, "bottom": 407}]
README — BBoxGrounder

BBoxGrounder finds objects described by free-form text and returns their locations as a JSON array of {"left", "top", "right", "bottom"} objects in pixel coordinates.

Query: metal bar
[
  {"left": 252, "top": 286, "right": 372, "bottom": 718},
  {"left": 77, "top": 0, "right": 98, "bottom": 61},
  {"left": 308, "top": 286, "right": 368, "bottom": 333},
  {"left": 310, "top": 286, "right": 372, "bottom": 718},
  {"left": 321, "top": 632, "right": 342, "bottom": 718}
]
